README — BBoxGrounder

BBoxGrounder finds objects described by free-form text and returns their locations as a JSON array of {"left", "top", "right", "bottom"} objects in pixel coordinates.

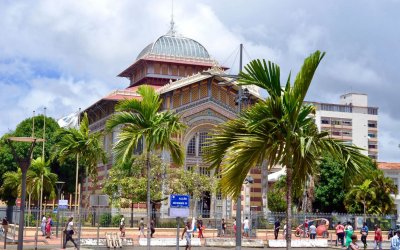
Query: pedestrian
[
  {"left": 309, "top": 223, "right": 317, "bottom": 239},
  {"left": 360, "top": 222, "right": 369, "bottom": 249},
  {"left": 349, "top": 234, "right": 359, "bottom": 250},
  {"left": 1, "top": 217, "right": 8, "bottom": 235},
  {"left": 283, "top": 224, "right": 287, "bottom": 239},
  {"left": 336, "top": 221, "right": 345, "bottom": 246},
  {"left": 63, "top": 216, "right": 77, "bottom": 249},
  {"left": 221, "top": 219, "right": 226, "bottom": 237},
  {"left": 304, "top": 219, "right": 309, "bottom": 238},
  {"left": 345, "top": 222, "right": 354, "bottom": 249},
  {"left": 243, "top": 217, "right": 250, "bottom": 237},
  {"left": 391, "top": 229, "right": 400, "bottom": 250},
  {"left": 233, "top": 218, "right": 237, "bottom": 235},
  {"left": 41, "top": 215, "right": 47, "bottom": 236},
  {"left": 197, "top": 219, "right": 203, "bottom": 238},
  {"left": 46, "top": 216, "right": 53, "bottom": 239},
  {"left": 274, "top": 219, "right": 280, "bottom": 240},
  {"left": 138, "top": 218, "right": 145, "bottom": 238},
  {"left": 120, "top": 215, "right": 125, "bottom": 237},
  {"left": 181, "top": 220, "right": 194, "bottom": 250},
  {"left": 374, "top": 224, "right": 383, "bottom": 250},
  {"left": 150, "top": 219, "right": 155, "bottom": 238}
]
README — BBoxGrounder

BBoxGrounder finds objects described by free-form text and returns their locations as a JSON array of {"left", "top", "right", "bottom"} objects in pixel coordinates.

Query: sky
[{"left": 0, "top": 0, "right": 399, "bottom": 161}]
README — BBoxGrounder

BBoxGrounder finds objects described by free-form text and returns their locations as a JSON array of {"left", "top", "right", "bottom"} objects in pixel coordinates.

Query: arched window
[
  {"left": 186, "top": 131, "right": 211, "bottom": 157},
  {"left": 198, "top": 131, "right": 210, "bottom": 156},
  {"left": 187, "top": 137, "right": 196, "bottom": 156}
]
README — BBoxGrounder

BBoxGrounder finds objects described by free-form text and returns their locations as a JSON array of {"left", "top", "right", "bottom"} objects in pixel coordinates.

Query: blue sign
[{"left": 170, "top": 195, "right": 190, "bottom": 208}]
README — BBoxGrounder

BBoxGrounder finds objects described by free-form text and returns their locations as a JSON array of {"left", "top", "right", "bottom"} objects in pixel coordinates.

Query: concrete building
[{"left": 308, "top": 93, "right": 379, "bottom": 160}]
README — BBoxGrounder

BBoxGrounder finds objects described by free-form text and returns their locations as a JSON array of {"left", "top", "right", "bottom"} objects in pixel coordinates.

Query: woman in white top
[
  {"left": 181, "top": 221, "right": 194, "bottom": 250},
  {"left": 63, "top": 217, "right": 77, "bottom": 249},
  {"left": 41, "top": 216, "right": 46, "bottom": 236}
]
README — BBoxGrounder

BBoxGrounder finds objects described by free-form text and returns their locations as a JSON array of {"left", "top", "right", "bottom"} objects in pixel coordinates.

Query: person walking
[
  {"left": 374, "top": 224, "right": 383, "bottom": 250},
  {"left": 309, "top": 223, "right": 317, "bottom": 239},
  {"left": 120, "top": 215, "right": 125, "bottom": 237},
  {"left": 345, "top": 222, "right": 354, "bottom": 249},
  {"left": 233, "top": 218, "right": 237, "bottom": 235},
  {"left": 336, "top": 221, "right": 345, "bottom": 246},
  {"left": 360, "top": 222, "right": 369, "bottom": 249},
  {"left": 41, "top": 215, "right": 47, "bottom": 236},
  {"left": 349, "top": 234, "right": 360, "bottom": 250},
  {"left": 274, "top": 219, "right": 280, "bottom": 240},
  {"left": 243, "top": 217, "right": 250, "bottom": 237},
  {"left": 45, "top": 216, "right": 53, "bottom": 239},
  {"left": 63, "top": 217, "right": 77, "bottom": 249},
  {"left": 150, "top": 219, "right": 155, "bottom": 238},
  {"left": 197, "top": 220, "right": 204, "bottom": 238},
  {"left": 181, "top": 220, "right": 194, "bottom": 250},
  {"left": 221, "top": 219, "right": 226, "bottom": 237},
  {"left": 391, "top": 229, "right": 400, "bottom": 250},
  {"left": 138, "top": 218, "right": 145, "bottom": 238}
]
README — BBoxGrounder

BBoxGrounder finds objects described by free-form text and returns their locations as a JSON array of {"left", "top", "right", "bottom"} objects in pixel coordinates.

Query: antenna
[{"left": 168, "top": 0, "right": 176, "bottom": 36}]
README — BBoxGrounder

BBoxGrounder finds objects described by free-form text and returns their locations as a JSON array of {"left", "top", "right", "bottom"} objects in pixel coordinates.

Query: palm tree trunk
[
  {"left": 146, "top": 151, "right": 151, "bottom": 250},
  {"left": 286, "top": 167, "right": 293, "bottom": 250}
]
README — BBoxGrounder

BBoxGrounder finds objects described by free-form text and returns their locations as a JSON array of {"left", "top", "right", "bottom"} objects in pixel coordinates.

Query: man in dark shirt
[{"left": 274, "top": 220, "right": 281, "bottom": 240}]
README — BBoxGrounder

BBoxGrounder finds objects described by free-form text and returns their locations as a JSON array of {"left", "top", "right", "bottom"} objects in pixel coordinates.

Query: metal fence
[{"left": 0, "top": 206, "right": 397, "bottom": 242}]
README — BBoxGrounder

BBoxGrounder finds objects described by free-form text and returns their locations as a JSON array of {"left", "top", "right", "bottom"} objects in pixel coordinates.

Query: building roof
[
  {"left": 136, "top": 34, "right": 211, "bottom": 61},
  {"left": 378, "top": 162, "right": 400, "bottom": 170},
  {"left": 157, "top": 66, "right": 261, "bottom": 99}
]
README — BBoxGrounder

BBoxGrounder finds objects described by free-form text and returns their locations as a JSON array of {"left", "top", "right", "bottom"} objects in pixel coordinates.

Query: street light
[
  {"left": 6, "top": 137, "right": 44, "bottom": 250},
  {"left": 55, "top": 181, "right": 65, "bottom": 238}
]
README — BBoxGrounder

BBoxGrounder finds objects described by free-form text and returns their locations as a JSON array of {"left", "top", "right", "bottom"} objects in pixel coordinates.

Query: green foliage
[
  {"left": 345, "top": 168, "right": 397, "bottom": 215},
  {"left": 99, "top": 213, "right": 111, "bottom": 227},
  {"left": 0, "top": 115, "right": 63, "bottom": 204},
  {"left": 313, "top": 154, "right": 347, "bottom": 213},
  {"left": 268, "top": 188, "right": 287, "bottom": 212},
  {"left": 103, "top": 153, "right": 165, "bottom": 204},
  {"left": 53, "top": 112, "right": 106, "bottom": 183},
  {"left": 165, "top": 167, "right": 218, "bottom": 200}
]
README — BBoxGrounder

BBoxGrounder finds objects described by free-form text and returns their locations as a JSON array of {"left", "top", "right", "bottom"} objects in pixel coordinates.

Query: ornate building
[{"left": 83, "top": 28, "right": 263, "bottom": 218}]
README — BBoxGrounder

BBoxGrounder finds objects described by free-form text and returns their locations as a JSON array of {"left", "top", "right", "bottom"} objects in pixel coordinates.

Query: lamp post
[
  {"left": 6, "top": 137, "right": 44, "bottom": 250},
  {"left": 55, "top": 181, "right": 65, "bottom": 238}
]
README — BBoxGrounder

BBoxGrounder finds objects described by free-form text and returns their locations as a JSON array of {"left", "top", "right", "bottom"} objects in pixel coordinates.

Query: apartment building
[{"left": 308, "top": 93, "right": 379, "bottom": 160}]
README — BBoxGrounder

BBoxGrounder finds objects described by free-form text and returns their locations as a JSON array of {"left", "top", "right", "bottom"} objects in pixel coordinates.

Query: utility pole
[{"left": 236, "top": 43, "right": 243, "bottom": 250}]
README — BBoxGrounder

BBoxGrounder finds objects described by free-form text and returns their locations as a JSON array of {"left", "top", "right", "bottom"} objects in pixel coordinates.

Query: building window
[
  {"left": 342, "top": 119, "right": 352, "bottom": 126},
  {"left": 368, "top": 133, "right": 376, "bottom": 138},
  {"left": 368, "top": 144, "right": 377, "bottom": 149},
  {"left": 199, "top": 166, "right": 210, "bottom": 177},
  {"left": 368, "top": 121, "right": 377, "bottom": 128},
  {"left": 321, "top": 117, "right": 330, "bottom": 124},
  {"left": 342, "top": 131, "right": 352, "bottom": 136},
  {"left": 186, "top": 164, "right": 194, "bottom": 172},
  {"left": 332, "top": 130, "right": 341, "bottom": 136},
  {"left": 216, "top": 190, "right": 222, "bottom": 200},
  {"left": 187, "top": 137, "right": 196, "bottom": 156},
  {"left": 198, "top": 132, "right": 211, "bottom": 156}
]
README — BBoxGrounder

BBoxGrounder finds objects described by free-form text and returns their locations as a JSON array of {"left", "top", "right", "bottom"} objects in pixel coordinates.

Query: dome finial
[{"left": 168, "top": 0, "right": 176, "bottom": 36}]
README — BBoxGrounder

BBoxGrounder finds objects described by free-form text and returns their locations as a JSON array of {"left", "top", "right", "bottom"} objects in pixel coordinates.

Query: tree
[
  {"left": 103, "top": 154, "right": 165, "bottom": 206},
  {"left": 345, "top": 168, "right": 397, "bottom": 215},
  {"left": 27, "top": 157, "right": 58, "bottom": 201},
  {"left": 313, "top": 154, "right": 347, "bottom": 213},
  {"left": 106, "top": 85, "right": 185, "bottom": 248},
  {"left": 267, "top": 177, "right": 287, "bottom": 212},
  {"left": 204, "top": 51, "right": 371, "bottom": 249},
  {"left": 165, "top": 167, "right": 218, "bottom": 214},
  {"left": 345, "top": 180, "right": 376, "bottom": 220},
  {"left": 0, "top": 115, "right": 62, "bottom": 205}
]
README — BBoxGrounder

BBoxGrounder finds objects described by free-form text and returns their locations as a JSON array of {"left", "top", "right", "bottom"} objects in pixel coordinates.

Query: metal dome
[{"left": 136, "top": 35, "right": 211, "bottom": 60}]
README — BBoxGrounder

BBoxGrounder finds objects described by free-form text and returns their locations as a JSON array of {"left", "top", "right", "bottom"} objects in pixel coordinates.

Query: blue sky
[{"left": 1, "top": 0, "right": 399, "bottom": 161}]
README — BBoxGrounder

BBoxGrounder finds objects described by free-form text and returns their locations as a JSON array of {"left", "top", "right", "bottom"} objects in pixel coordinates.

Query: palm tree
[
  {"left": 346, "top": 180, "right": 376, "bottom": 221},
  {"left": 106, "top": 85, "right": 185, "bottom": 249},
  {"left": 54, "top": 112, "right": 106, "bottom": 207},
  {"left": 27, "top": 157, "right": 57, "bottom": 202},
  {"left": 204, "top": 51, "right": 371, "bottom": 249},
  {"left": 1, "top": 170, "right": 22, "bottom": 200}
]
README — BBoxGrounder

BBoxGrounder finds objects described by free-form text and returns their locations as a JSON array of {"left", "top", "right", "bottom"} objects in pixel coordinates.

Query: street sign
[
  {"left": 169, "top": 207, "right": 190, "bottom": 218},
  {"left": 58, "top": 199, "right": 68, "bottom": 210},
  {"left": 170, "top": 195, "right": 190, "bottom": 208}
]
